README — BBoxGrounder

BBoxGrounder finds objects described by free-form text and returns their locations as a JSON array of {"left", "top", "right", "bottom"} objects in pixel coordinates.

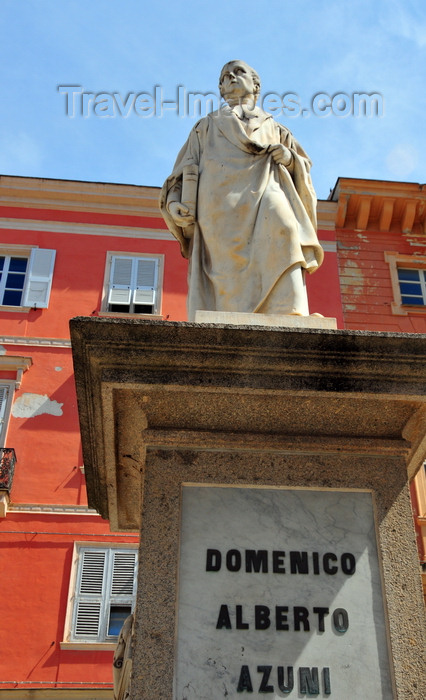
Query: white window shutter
[
  {"left": 0, "top": 385, "right": 9, "bottom": 427},
  {"left": 75, "top": 601, "right": 102, "bottom": 637},
  {"left": 111, "top": 551, "right": 138, "bottom": 596},
  {"left": 0, "top": 385, "right": 10, "bottom": 443},
  {"left": 134, "top": 258, "right": 157, "bottom": 305},
  {"left": 79, "top": 550, "right": 106, "bottom": 594},
  {"left": 73, "top": 550, "right": 106, "bottom": 638},
  {"left": 22, "top": 249, "right": 56, "bottom": 308},
  {"left": 108, "top": 257, "right": 133, "bottom": 305}
]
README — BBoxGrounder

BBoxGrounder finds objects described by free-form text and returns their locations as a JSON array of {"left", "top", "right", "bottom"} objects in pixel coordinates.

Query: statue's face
[{"left": 219, "top": 61, "right": 259, "bottom": 102}]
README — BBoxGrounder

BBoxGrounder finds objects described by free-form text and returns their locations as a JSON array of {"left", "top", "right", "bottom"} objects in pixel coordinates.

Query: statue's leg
[{"left": 257, "top": 263, "right": 309, "bottom": 315}]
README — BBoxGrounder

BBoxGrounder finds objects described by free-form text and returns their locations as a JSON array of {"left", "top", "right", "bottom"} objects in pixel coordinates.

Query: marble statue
[{"left": 160, "top": 60, "right": 323, "bottom": 320}]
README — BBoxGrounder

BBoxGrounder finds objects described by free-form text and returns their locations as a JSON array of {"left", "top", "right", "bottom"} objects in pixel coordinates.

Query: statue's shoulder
[
  {"left": 274, "top": 120, "right": 300, "bottom": 148},
  {"left": 204, "top": 109, "right": 222, "bottom": 123},
  {"left": 191, "top": 114, "right": 214, "bottom": 134},
  {"left": 274, "top": 119, "right": 293, "bottom": 136},
  {"left": 190, "top": 111, "right": 222, "bottom": 138},
  {"left": 254, "top": 108, "right": 291, "bottom": 134}
]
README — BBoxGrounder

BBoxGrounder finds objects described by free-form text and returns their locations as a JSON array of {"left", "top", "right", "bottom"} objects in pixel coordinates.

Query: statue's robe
[{"left": 160, "top": 105, "right": 323, "bottom": 320}]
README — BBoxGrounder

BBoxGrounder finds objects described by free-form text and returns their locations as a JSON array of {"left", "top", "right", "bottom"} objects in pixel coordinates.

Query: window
[
  {"left": 0, "top": 383, "right": 13, "bottom": 446},
  {"left": 0, "top": 256, "right": 28, "bottom": 306},
  {"left": 384, "top": 252, "right": 426, "bottom": 315},
  {"left": 103, "top": 253, "right": 163, "bottom": 315},
  {"left": 0, "top": 248, "right": 56, "bottom": 309},
  {"left": 397, "top": 268, "right": 426, "bottom": 306},
  {"left": 64, "top": 545, "right": 138, "bottom": 647}
]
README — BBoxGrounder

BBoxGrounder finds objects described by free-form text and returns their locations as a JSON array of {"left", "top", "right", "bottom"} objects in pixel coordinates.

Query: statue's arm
[
  {"left": 165, "top": 123, "right": 203, "bottom": 228},
  {"left": 268, "top": 143, "right": 293, "bottom": 169},
  {"left": 167, "top": 200, "right": 195, "bottom": 228},
  {"left": 277, "top": 124, "right": 318, "bottom": 232},
  {"left": 279, "top": 125, "right": 313, "bottom": 174}
]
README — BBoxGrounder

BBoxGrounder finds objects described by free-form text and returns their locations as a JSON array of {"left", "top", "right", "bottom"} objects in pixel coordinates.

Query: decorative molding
[
  {"left": 0, "top": 173, "right": 160, "bottom": 204},
  {"left": 0, "top": 194, "right": 160, "bottom": 215},
  {"left": 1, "top": 175, "right": 337, "bottom": 227},
  {"left": 331, "top": 177, "right": 426, "bottom": 234},
  {"left": 141, "top": 429, "right": 408, "bottom": 458},
  {"left": 0, "top": 355, "right": 32, "bottom": 387},
  {"left": 317, "top": 200, "right": 338, "bottom": 230},
  {"left": 319, "top": 241, "right": 337, "bottom": 252},
  {"left": 0, "top": 216, "right": 339, "bottom": 244},
  {"left": 0, "top": 218, "right": 174, "bottom": 240},
  {"left": 9, "top": 503, "right": 98, "bottom": 515},
  {"left": 0, "top": 336, "right": 71, "bottom": 348},
  {"left": 97, "top": 312, "right": 164, "bottom": 320}
]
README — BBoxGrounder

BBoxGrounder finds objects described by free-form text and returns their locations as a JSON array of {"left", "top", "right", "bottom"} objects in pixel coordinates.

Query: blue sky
[{"left": 0, "top": 0, "right": 424, "bottom": 199}]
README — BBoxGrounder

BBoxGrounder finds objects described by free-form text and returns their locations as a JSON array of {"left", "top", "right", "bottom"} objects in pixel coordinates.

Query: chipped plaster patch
[
  {"left": 12, "top": 393, "right": 63, "bottom": 418},
  {"left": 0, "top": 346, "right": 6, "bottom": 355}
]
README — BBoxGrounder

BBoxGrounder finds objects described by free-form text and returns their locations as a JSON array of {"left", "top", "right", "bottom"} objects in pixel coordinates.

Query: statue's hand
[
  {"left": 168, "top": 201, "right": 195, "bottom": 228},
  {"left": 269, "top": 144, "right": 292, "bottom": 166}
]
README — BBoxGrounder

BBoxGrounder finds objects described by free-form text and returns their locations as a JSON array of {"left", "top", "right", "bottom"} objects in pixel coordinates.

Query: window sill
[
  {"left": 97, "top": 311, "right": 164, "bottom": 320},
  {"left": 391, "top": 302, "right": 426, "bottom": 316},
  {"left": 0, "top": 305, "right": 31, "bottom": 313},
  {"left": 60, "top": 641, "right": 117, "bottom": 651}
]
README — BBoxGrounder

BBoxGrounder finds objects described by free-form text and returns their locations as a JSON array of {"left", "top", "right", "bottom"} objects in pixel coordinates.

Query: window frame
[
  {"left": 384, "top": 252, "right": 426, "bottom": 316},
  {"left": 100, "top": 252, "right": 164, "bottom": 318},
  {"left": 0, "top": 245, "right": 56, "bottom": 312},
  {"left": 0, "top": 254, "right": 29, "bottom": 307},
  {"left": 61, "top": 542, "right": 139, "bottom": 651},
  {"left": 0, "top": 380, "right": 15, "bottom": 446}
]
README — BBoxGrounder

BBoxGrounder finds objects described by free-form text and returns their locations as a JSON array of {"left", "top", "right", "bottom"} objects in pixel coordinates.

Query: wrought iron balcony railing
[{"left": 0, "top": 448, "right": 16, "bottom": 492}]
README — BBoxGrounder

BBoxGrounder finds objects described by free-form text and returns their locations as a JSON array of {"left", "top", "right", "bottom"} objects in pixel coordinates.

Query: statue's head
[{"left": 219, "top": 60, "right": 261, "bottom": 104}]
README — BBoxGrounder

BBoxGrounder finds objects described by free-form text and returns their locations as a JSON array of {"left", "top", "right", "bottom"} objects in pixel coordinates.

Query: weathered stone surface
[
  {"left": 70, "top": 318, "right": 426, "bottom": 699},
  {"left": 194, "top": 309, "right": 337, "bottom": 328}
]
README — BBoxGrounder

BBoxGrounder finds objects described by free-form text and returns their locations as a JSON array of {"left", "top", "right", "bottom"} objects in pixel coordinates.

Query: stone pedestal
[
  {"left": 194, "top": 310, "right": 337, "bottom": 329},
  {"left": 70, "top": 318, "right": 426, "bottom": 699}
]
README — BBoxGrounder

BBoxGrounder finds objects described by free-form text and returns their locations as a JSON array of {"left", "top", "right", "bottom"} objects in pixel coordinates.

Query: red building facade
[
  {"left": 0, "top": 176, "right": 188, "bottom": 698},
  {"left": 0, "top": 174, "right": 424, "bottom": 698},
  {"left": 330, "top": 177, "right": 426, "bottom": 595}
]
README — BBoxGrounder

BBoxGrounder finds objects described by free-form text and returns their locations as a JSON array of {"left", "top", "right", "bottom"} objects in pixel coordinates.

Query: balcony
[
  {"left": 0, "top": 448, "right": 16, "bottom": 491},
  {"left": 0, "top": 448, "right": 16, "bottom": 517}
]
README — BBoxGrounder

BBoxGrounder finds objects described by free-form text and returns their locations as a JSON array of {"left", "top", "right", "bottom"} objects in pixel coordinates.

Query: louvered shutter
[
  {"left": 133, "top": 258, "right": 157, "bottom": 306},
  {"left": 73, "top": 549, "right": 106, "bottom": 639},
  {"left": 108, "top": 257, "right": 133, "bottom": 305},
  {"left": 22, "top": 249, "right": 56, "bottom": 308},
  {"left": 0, "top": 385, "right": 10, "bottom": 443},
  {"left": 111, "top": 551, "right": 138, "bottom": 596},
  {"left": 71, "top": 547, "right": 138, "bottom": 642}
]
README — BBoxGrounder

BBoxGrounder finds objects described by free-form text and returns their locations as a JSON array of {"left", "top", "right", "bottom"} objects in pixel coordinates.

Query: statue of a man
[{"left": 160, "top": 60, "right": 323, "bottom": 320}]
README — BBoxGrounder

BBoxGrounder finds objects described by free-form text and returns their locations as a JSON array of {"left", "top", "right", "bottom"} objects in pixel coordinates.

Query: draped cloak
[{"left": 160, "top": 105, "right": 323, "bottom": 320}]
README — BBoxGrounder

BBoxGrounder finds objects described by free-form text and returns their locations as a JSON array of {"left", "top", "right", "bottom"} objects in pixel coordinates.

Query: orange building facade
[{"left": 0, "top": 174, "right": 424, "bottom": 698}]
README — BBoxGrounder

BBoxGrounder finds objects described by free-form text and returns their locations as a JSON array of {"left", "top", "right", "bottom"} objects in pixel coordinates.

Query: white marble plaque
[{"left": 175, "top": 486, "right": 393, "bottom": 699}]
